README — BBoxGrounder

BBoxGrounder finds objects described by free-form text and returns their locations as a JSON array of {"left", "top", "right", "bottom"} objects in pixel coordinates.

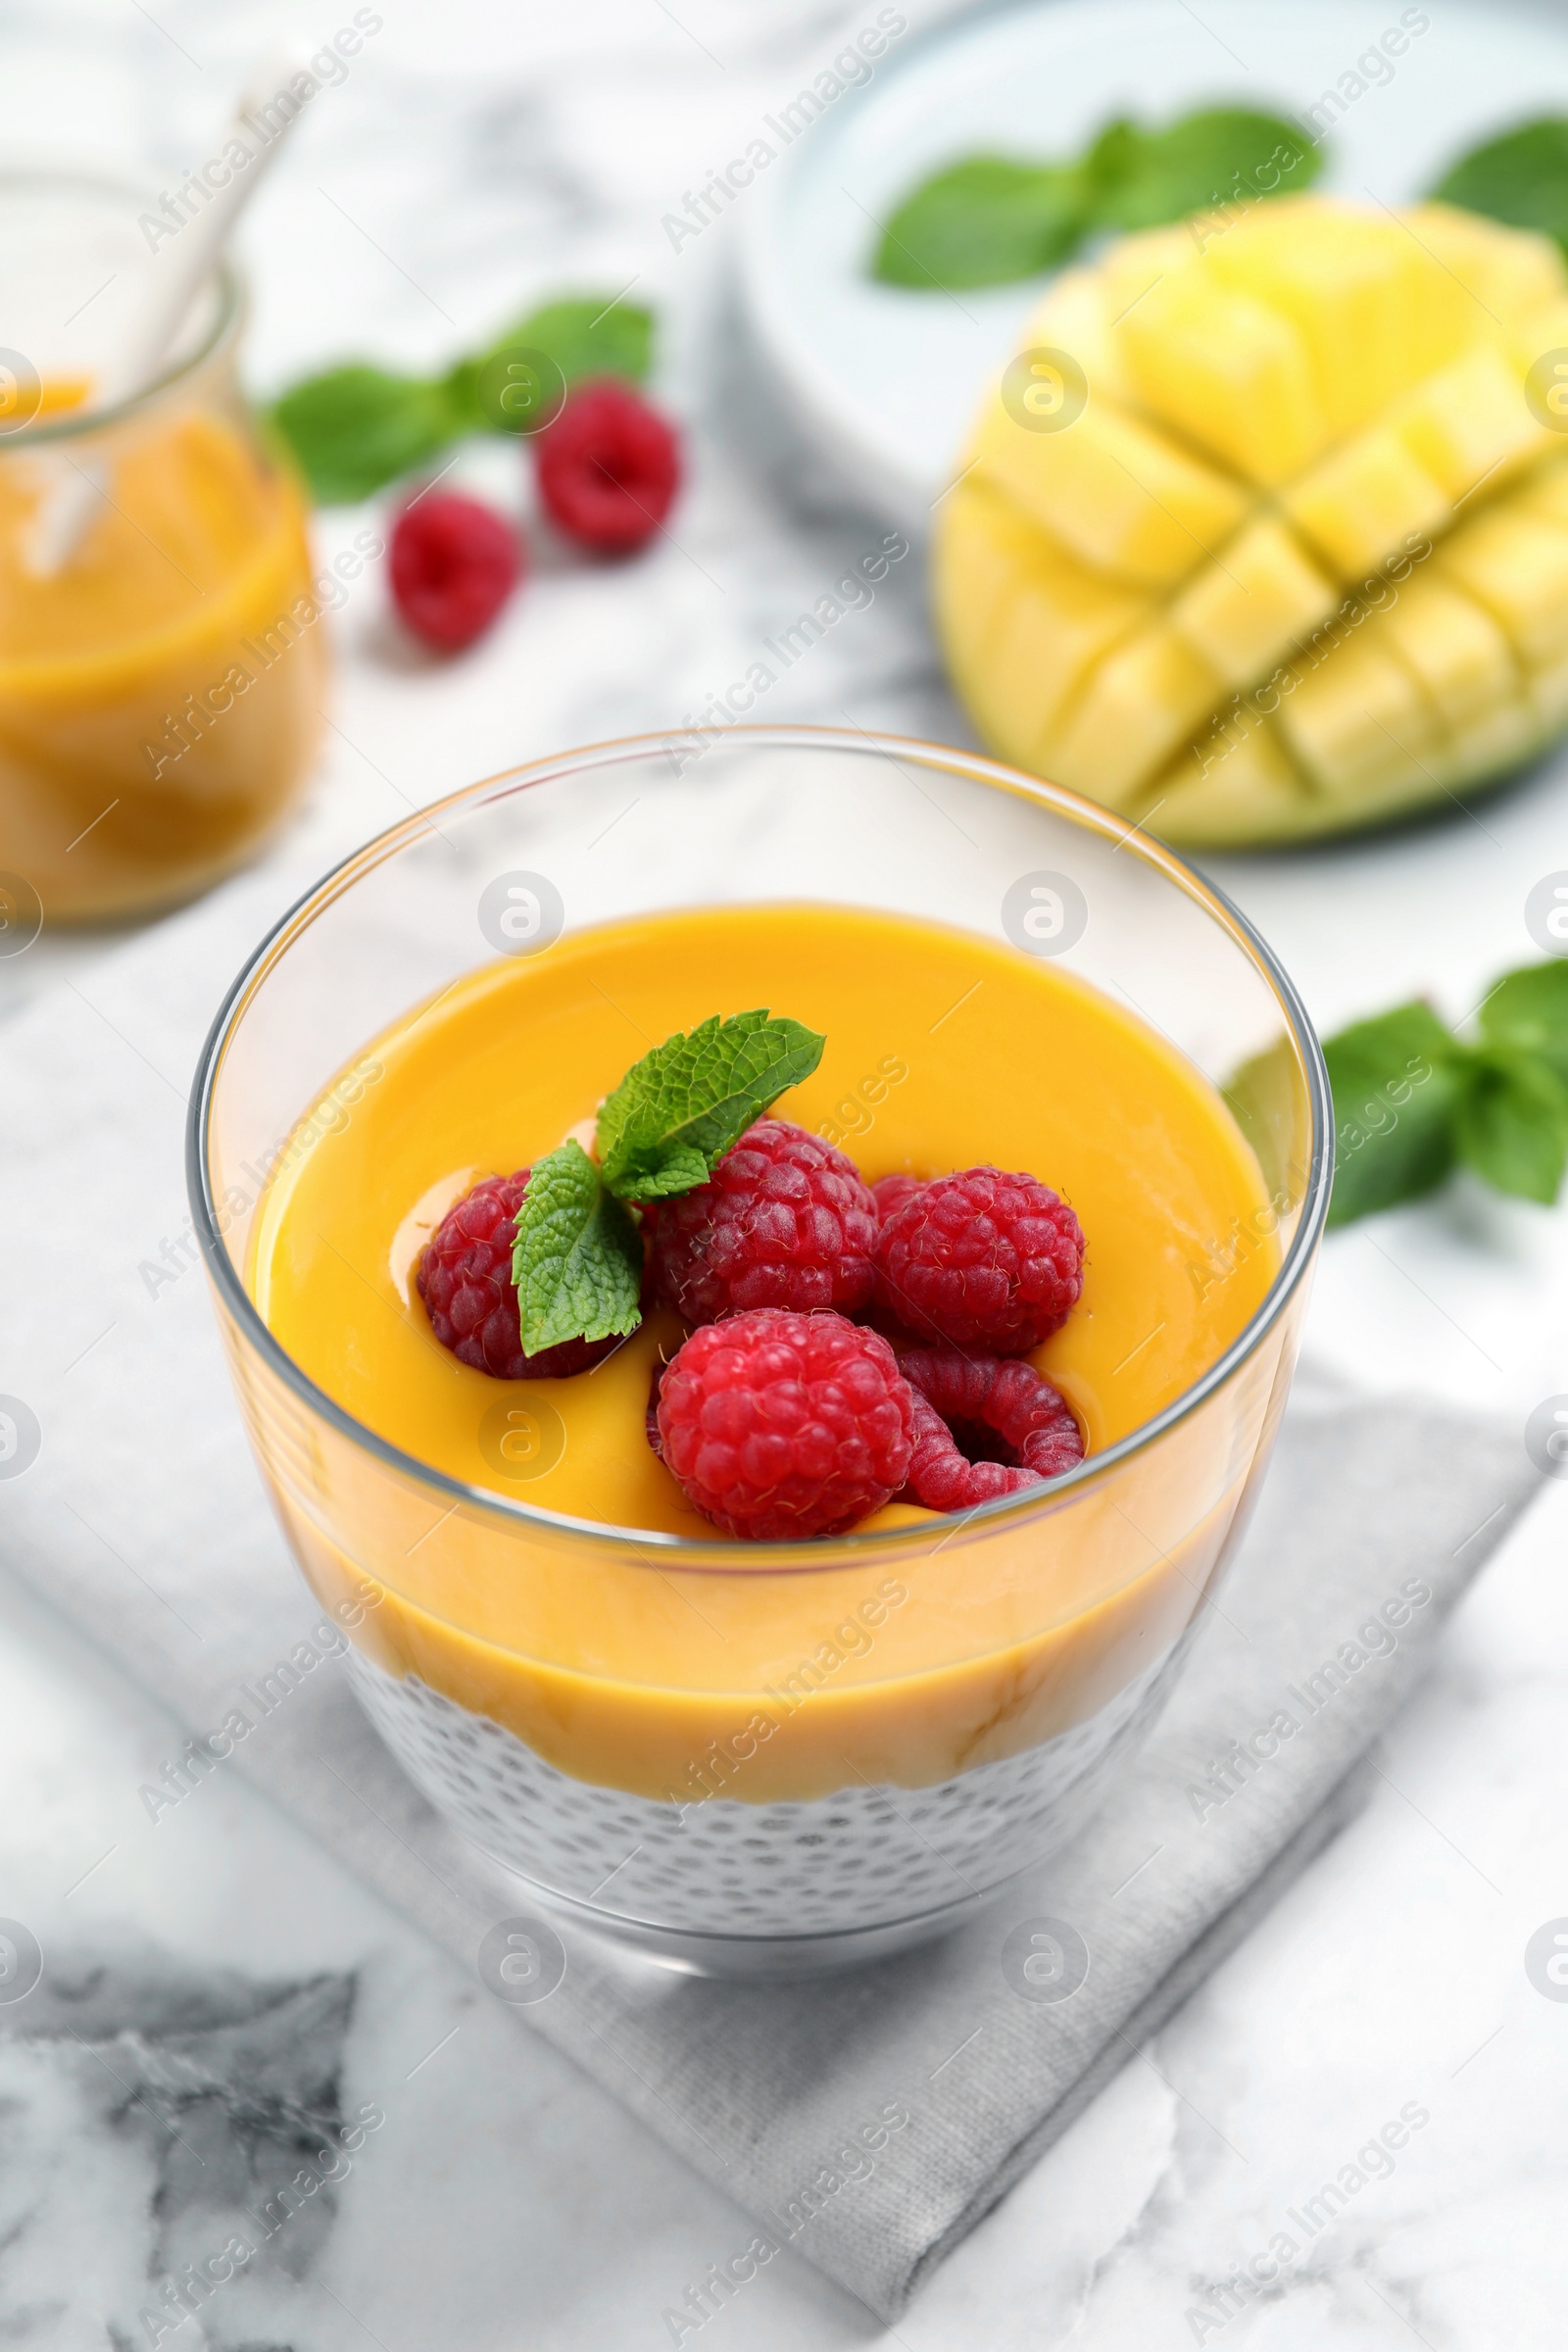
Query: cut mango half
[{"left": 937, "top": 195, "right": 1568, "bottom": 845}]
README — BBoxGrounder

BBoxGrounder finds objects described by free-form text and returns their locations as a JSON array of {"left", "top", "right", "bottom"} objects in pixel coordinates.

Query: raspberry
[
  {"left": 899, "top": 1348, "right": 1083, "bottom": 1510},
  {"left": 416, "top": 1172, "right": 616, "bottom": 1380},
  {"left": 642, "top": 1118, "right": 877, "bottom": 1327},
  {"left": 874, "top": 1166, "right": 1085, "bottom": 1352},
  {"left": 656, "top": 1309, "right": 914, "bottom": 1540},
  {"left": 535, "top": 379, "right": 680, "bottom": 552},
  {"left": 871, "top": 1173, "right": 925, "bottom": 1222},
  {"left": 390, "top": 492, "right": 521, "bottom": 652}
]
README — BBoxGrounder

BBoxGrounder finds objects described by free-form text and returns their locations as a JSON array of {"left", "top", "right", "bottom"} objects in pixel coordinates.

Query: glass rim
[
  {"left": 0, "top": 163, "right": 243, "bottom": 447},
  {"left": 187, "top": 722, "right": 1334, "bottom": 1569}
]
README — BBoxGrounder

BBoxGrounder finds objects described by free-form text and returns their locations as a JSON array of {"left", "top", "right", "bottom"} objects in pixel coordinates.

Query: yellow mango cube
[
  {"left": 1364, "top": 572, "right": 1519, "bottom": 725},
  {"left": 1169, "top": 515, "right": 1337, "bottom": 686},
  {"left": 1205, "top": 197, "right": 1437, "bottom": 433},
  {"left": 1508, "top": 296, "right": 1568, "bottom": 440},
  {"left": 1146, "top": 717, "right": 1310, "bottom": 848},
  {"left": 933, "top": 479, "right": 1044, "bottom": 659},
  {"left": 1283, "top": 426, "right": 1451, "bottom": 580},
  {"left": 1395, "top": 343, "right": 1554, "bottom": 505},
  {"left": 1018, "top": 268, "right": 1127, "bottom": 402},
  {"left": 1438, "top": 501, "right": 1568, "bottom": 663},
  {"left": 1404, "top": 203, "right": 1567, "bottom": 325},
  {"left": 1274, "top": 629, "right": 1443, "bottom": 801},
  {"left": 1116, "top": 270, "right": 1325, "bottom": 484},
  {"left": 934, "top": 485, "right": 1146, "bottom": 764},
  {"left": 1446, "top": 699, "right": 1541, "bottom": 778},
  {"left": 967, "top": 392, "right": 1247, "bottom": 589},
  {"left": 1048, "top": 622, "right": 1219, "bottom": 806},
  {"left": 1099, "top": 223, "right": 1205, "bottom": 327},
  {"left": 1512, "top": 454, "right": 1568, "bottom": 530}
]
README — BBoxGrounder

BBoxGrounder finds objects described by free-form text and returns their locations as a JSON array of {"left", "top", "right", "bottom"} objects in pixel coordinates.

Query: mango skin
[{"left": 936, "top": 197, "right": 1568, "bottom": 848}]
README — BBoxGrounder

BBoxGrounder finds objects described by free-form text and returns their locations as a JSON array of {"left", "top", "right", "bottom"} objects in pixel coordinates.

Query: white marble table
[{"left": 2, "top": 3, "right": 1567, "bottom": 2343}]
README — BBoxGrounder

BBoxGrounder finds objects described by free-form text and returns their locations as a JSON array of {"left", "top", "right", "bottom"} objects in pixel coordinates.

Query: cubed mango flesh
[{"left": 936, "top": 194, "right": 1568, "bottom": 844}]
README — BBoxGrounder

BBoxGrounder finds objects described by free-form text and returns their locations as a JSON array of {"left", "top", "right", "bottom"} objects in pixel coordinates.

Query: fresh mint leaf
[
  {"left": 1453, "top": 1047, "right": 1568, "bottom": 1204},
  {"left": 1087, "top": 108, "right": 1319, "bottom": 232},
  {"left": 1430, "top": 118, "right": 1568, "bottom": 255},
  {"left": 1322, "top": 1002, "right": 1460, "bottom": 1228},
  {"left": 270, "top": 366, "right": 465, "bottom": 504},
  {"left": 451, "top": 296, "right": 656, "bottom": 436},
  {"left": 633, "top": 1140, "right": 710, "bottom": 1197},
  {"left": 597, "top": 1010, "right": 826, "bottom": 1202},
  {"left": 504, "top": 296, "right": 654, "bottom": 389},
  {"left": 872, "top": 158, "right": 1087, "bottom": 290},
  {"left": 869, "top": 104, "right": 1320, "bottom": 293},
  {"left": 1477, "top": 958, "right": 1568, "bottom": 1087},
  {"left": 1316, "top": 959, "right": 1568, "bottom": 1226},
  {"left": 511, "top": 1140, "right": 643, "bottom": 1353},
  {"left": 270, "top": 291, "right": 658, "bottom": 501}
]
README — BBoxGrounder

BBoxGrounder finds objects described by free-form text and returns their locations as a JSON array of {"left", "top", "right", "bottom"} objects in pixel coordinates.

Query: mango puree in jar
[
  {"left": 243, "top": 903, "right": 1288, "bottom": 1802},
  {"left": 0, "top": 390, "right": 328, "bottom": 920}
]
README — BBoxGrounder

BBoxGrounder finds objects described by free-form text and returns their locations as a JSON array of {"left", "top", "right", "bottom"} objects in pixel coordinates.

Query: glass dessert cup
[
  {"left": 0, "top": 169, "right": 325, "bottom": 924},
  {"left": 190, "top": 726, "right": 1332, "bottom": 1977}
]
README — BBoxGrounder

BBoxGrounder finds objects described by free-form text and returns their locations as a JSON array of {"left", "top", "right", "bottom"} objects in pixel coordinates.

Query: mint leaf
[
  {"left": 270, "top": 291, "right": 658, "bottom": 501},
  {"left": 597, "top": 1010, "right": 826, "bottom": 1202},
  {"left": 873, "top": 158, "right": 1087, "bottom": 290},
  {"left": 511, "top": 1141, "right": 643, "bottom": 1353},
  {"left": 1430, "top": 118, "right": 1568, "bottom": 255},
  {"left": 870, "top": 105, "right": 1320, "bottom": 293},
  {"left": 1320, "top": 966, "right": 1568, "bottom": 1222},
  {"left": 1453, "top": 1048, "right": 1568, "bottom": 1204},
  {"left": 1322, "top": 1002, "right": 1460, "bottom": 1228},
  {"left": 634, "top": 1141, "right": 710, "bottom": 1197},
  {"left": 1477, "top": 958, "right": 1568, "bottom": 1088},
  {"left": 1087, "top": 108, "right": 1319, "bottom": 232},
  {"left": 452, "top": 295, "right": 656, "bottom": 436},
  {"left": 503, "top": 296, "right": 653, "bottom": 389},
  {"left": 270, "top": 366, "right": 465, "bottom": 503}
]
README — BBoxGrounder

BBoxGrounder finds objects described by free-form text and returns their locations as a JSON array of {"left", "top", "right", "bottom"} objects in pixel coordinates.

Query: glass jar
[
  {"left": 191, "top": 727, "right": 1332, "bottom": 1976},
  {"left": 0, "top": 169, "right": 325, "bottom": 923}
]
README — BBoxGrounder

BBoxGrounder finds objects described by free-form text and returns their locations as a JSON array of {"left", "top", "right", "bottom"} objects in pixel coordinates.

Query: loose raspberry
[
  {"left": 874, "top": 1166, "right": 1085, "bottom": 1353},
  {"left": 390, "top": 492, "right": 521, "bottom": 652},
  {"left": 535, "top": 379, "right": 680, "bottom": 552},
  {"left": 899, "top": 1348, "right": 1083, "bottom": 1510},
  {"left": 642, "top": 1118, "right": 877, "bottom": 1327},
  {"left": 656, "top": 1309, "right": 914, "bottom": 1540},
  {"left": 416, "top": 1171, "right": 616, "bottom": 1380},
  {"left": 871, "top": 1173, "right": 926, "bottom": 1222}
]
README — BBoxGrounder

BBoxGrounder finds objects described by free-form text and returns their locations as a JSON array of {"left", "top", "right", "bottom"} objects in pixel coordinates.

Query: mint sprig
[
  {"left": 872, "top": 105, "right": 1319, "bottom": 291},
  {"left": 874, "top": 101, "right": 1568, "bottom": 295},
  {"left": 506, "top": 1009, "right": 825, "bottom": 1354},
  {"left": 597, "top": 1010, "right": 826, "bottom": 1203},
  {"left": 1325, "top": 962, "right": 1568, "bottom": 1225},
  {"left": 1477, "top": 957, "right": 1568, "bottom": 1084},
  {"left": 1429, "top": 117, "right": 1568, "bottom": 255},
  {"left": 270, "top": 367, "right": 467, "bottom": 507},
  {"left": 875, "top": 158, "right": 1087, "bottom": 291},
  {"left": 1089, "top": 109, "right": 1317, "bottom": 233},
  {"left": 1324, "top": 1004, "right": 1461, "bottom": 1226},
  {"left": 1454, "top": 1048, "right": 1568, "bottom": 1203},
  {"left": 510, "top": 1140, "right": 643, "bottom": 1356},
  {"left": 270, "top": 292, "right": 655, "bottom": 505}
]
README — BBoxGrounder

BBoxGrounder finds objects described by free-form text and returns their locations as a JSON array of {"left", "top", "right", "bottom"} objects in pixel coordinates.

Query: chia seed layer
[{"left": 346, "top": 1639, "right": 1185, "bottom": 1938}]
